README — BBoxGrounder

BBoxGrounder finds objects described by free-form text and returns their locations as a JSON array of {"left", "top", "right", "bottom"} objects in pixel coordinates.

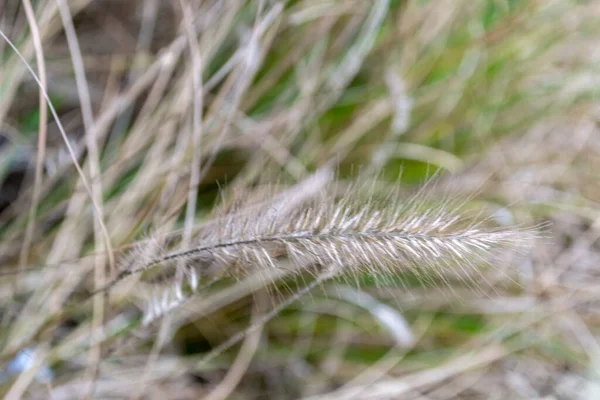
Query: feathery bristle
[{"left": 113, "top": 179, "right": 536, "bottom": 324}]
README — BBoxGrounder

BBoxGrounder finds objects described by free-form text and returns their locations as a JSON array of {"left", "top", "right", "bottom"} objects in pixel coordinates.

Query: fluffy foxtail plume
[{"left": 108, "top": 177, "right": 538, "bottom": 324}]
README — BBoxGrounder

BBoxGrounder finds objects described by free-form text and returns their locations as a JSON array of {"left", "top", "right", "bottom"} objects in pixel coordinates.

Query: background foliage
[{"left": 1, "top": 0, "right": 600, "bottom": 398}]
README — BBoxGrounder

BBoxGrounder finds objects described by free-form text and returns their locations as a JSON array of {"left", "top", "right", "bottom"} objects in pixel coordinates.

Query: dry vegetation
[{"left": 1, "top": 0, "right": 600, "bottom": 399}]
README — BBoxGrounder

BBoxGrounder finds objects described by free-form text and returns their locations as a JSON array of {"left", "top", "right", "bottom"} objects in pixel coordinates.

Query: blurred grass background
[{"left": 1, "top": 0, "right": 600, "bottom": 398}]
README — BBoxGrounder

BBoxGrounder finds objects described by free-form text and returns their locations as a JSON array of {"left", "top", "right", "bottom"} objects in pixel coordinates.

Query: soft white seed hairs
[{"left": 110, "top": 177, "right": 538, "bottom": 325}]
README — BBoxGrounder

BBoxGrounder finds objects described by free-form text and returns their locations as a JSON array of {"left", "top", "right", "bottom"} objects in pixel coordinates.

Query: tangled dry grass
[{"left": 1, "top": 0, "right": 600, "bottom": 399}]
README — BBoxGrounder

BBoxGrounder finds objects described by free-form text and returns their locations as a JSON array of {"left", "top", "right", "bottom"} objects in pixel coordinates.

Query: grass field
[{"left": 1, "top": 0, "right": 600, "bottom": 398}]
